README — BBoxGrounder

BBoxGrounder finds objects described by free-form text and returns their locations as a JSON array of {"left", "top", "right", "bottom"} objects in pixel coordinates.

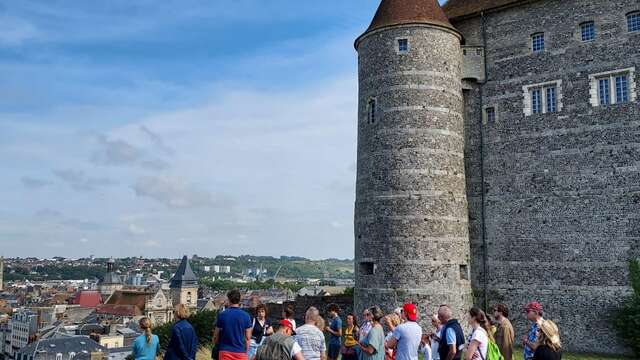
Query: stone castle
[{"left": 354, "top": 0, "right": 639, "bottom": 354}]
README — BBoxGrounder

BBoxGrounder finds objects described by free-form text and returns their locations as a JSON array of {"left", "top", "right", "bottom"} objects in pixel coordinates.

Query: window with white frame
[
  {"left": 397, "top": 38, "right": 409, "bottom": 53},
  {"left": 580, "top": 21, "right": 595, "bottom": 41},
  {"left": 589, "top": 68, "right": 636, "bottom": 107},
  {"left": 531, "top": 33, "right": 545, "bottom": 52},
  {"left": 368, "top": 98, "right": 377, "bottom": 124},
  {"left": 628, "top": 12, "right": 640, "bottom": 32},
  {"left": 523, "top": 80, "right": 562, "bottom": 116}
]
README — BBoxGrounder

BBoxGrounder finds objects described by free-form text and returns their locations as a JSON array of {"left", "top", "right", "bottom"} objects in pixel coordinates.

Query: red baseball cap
[
  {"left": 280, "top": 319, "right": 295, "bottom": 331},
  {"left": 523, "top": 301, "right": 543, "bottom": 314},
  {"left": 402, "top": 303, "right": 418, "bottom": 321}
]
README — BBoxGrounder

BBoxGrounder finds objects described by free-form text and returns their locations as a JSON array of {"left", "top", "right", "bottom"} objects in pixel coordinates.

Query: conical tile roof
[{"left": 367, "top": 0, "right": 454, "bottom": 33}]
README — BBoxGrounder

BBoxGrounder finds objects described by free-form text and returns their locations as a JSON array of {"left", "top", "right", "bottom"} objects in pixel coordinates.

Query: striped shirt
[{"left": 295, "top": 324, "right": 326, "bottom": 360}]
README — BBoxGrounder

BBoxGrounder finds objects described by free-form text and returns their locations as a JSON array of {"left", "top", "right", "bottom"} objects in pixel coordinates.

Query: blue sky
[{"left": 0, "top": 1, "right": 446, "bottom": 259}]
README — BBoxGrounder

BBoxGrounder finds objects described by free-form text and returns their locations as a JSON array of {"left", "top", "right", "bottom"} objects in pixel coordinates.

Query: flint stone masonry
[
  {"left": 355, "top": 23, "right": 473, "bottom": 329},
  {"left": 451, "top": 0, "right": 640, "bottom": 354},
  {"left": 356, "top": 0, "right": 639, "bottom": 355}
]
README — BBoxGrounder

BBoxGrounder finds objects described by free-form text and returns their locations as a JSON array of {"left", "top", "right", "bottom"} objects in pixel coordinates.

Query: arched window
[
  {"left": 628, "top": 12, "right": 640, "bottom": 32},
  {"left": 368, "top": 99, "right": 376, "bottom": 124}
]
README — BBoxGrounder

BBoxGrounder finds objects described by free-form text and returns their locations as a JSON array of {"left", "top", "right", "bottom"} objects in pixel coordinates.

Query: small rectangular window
[
  {"left": 531, "top": 88, "right": 542, "bottom": 114},
  {"left": 581, "top": 22, "right": 595, "bottom": 41},
  {"left": 359, "top": 262, "right": 376, "bottom": 275},
  {"left": 615, "top": 75, "right": 629, "bottom": 103},
  {"left": 628, "top": 12, "right": 640, "bottom": 32},
  {"left": 599, "top": 78, "right": 611, "bottom": 105},
  {"left": 532, "top": 33, "right": 545, "bottom": 52},
  {"left": 398, "top": 39, "right": 408, "bottom": 53},
  {"left": 485, "top": 107, "right": 495, "bottom": 123},
  {"left": 546, "top": 87, "right": 557, "bottom": 113},
  {"left": 459, "top": 264, "right": 469, "bottom": 280}
]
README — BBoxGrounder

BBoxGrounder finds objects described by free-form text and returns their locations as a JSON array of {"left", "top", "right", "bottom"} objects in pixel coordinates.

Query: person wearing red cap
[
  {"left": 384, "top": 304, "right": 422, "bottom": 360},
  {"left": 521, "top": 302, "right": 545, "bottom": 360},
  {"left": 254, "top": 320, "right": 304, "bottom": 360}
]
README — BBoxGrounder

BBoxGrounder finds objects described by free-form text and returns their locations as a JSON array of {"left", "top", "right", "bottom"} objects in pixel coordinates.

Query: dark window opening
[
  {"left": 459, "top": 264, "right": 469, "bottom": 280},
  {"left": 360, "top": 262, "right": 376, "bottom": 275}
]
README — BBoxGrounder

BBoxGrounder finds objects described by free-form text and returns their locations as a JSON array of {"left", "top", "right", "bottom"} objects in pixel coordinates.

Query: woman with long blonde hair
[
  {"left": 533, "top": 320, "right": 562, "bottom": 360},
  {"left": 132, "top": 317, "right": 160, "bottom": 360}
]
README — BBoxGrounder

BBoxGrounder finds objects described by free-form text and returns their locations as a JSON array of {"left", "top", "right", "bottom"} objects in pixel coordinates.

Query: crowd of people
[{"left": 130, "top": 290, "right": 564, "bottom": 360}]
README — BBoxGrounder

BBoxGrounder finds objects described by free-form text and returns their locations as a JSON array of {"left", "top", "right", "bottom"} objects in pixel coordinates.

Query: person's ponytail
[{"left": 139, "top": 317, "right": 153, "bottom": 344}]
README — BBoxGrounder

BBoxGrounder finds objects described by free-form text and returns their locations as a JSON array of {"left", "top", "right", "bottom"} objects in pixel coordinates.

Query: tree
[{"left": 153, "top": 310, "right": 219, "bottom": 352}]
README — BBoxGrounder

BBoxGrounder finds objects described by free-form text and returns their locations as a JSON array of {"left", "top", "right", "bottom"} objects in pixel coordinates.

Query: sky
[{"left": 0, "top": 1, "right": 447, "bottom": 259}]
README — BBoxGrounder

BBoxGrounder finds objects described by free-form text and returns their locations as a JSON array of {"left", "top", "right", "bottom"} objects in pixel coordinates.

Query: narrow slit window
[
  {"left": 368, "top": 99, "right": 376, "bottom": 124},
  {"left": 459, "top": 264, "right": 469, "bottom": 280}
]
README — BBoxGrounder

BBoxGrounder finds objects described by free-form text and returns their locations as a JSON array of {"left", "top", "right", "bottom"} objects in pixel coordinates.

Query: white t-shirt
[
  {"left": 290, "top": 342, "right": 302, "bottom": 358},
  {"left": 467, "top": 327, "right": 488, "bottom": 360}
]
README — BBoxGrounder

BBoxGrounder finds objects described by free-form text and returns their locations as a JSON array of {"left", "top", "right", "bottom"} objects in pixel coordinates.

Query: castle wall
[
  {"left": 453, "top": 0, "right": 640, "bottom": 354},
  {"left": 354, "top": 24, "right": 473, "bottom": 325}
]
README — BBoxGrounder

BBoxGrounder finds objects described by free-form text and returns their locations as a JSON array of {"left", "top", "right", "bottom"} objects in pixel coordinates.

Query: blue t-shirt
[
  {"left": 216, "top": 307, "right": 252, "bottom": 353},
  {"left": 132, "top": 334, "right": 160, "bottom": 360},
  {"left": 328, "top": 316, "right": 342, "bottom": 346},
  {"left": 445, "top": 327, "right": 457, "bottom": 346},
  {"left": 392, "top": 321, "right": 422, "bottom": 360}
]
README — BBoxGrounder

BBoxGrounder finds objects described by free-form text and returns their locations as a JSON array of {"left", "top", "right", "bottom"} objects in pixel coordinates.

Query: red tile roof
[
  {"left": 442, "top": 0, "right": 526, "bottom": 19},
  {"left": 105, "top": 290, "right": 153, "bottom": 311},
  {"left": 366, "top": 0, "right": 455, "bottom": 33},
  {"left": 71, "top": 291, "right": 103, "bottom": 308}
]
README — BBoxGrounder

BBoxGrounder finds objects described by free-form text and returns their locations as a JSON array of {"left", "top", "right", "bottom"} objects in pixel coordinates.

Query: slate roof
[
  {"left": 17, "top": 336, "right": 106, "bottom": 357},
  {"left": 170, "top": 256, "right": 198, "bottom": 288},
  {"left": 442, "top": 0, "right": 526, "bottom": 19}
]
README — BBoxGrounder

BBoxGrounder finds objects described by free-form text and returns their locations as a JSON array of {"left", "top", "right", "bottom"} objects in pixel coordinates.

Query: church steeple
[
  {"left": 170, "top": 255, "right": 198, "bottom": 289},
  {"left": 170, "top": 256, "right": 198, "bottom": 310}
]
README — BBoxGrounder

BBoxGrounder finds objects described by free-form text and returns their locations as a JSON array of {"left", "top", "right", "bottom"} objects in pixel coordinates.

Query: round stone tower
[{"left": 354, "top": 0, "right": 472, "bottom": 322}]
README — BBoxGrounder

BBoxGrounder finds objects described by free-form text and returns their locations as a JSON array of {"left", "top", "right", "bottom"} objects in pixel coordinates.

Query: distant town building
[
  {"left": 96, "top": 288, "right": 172, "bottom": 326},
  {"left": 9, "top": 310, "right": 38, "bottom": 358},
  {"left": 16, "top": 336, "right": 106, "bottom": 360},
  {"left": 169, "top": 256, "right": 198, "bottom": 311},
  {"left": 97, "top": 259, "right": 123, "bottom": 301}
]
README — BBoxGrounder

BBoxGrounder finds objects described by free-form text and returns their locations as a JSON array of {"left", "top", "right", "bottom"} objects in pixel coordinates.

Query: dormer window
[
  {"left": 628, "top": 12, "right": 640, "bottom": 32},
  {"left": 397, "top": 38, "right": 409, "bottom": 53},
  {"left": 531, "top": 33, "right": 545, "bottom": 53}
]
